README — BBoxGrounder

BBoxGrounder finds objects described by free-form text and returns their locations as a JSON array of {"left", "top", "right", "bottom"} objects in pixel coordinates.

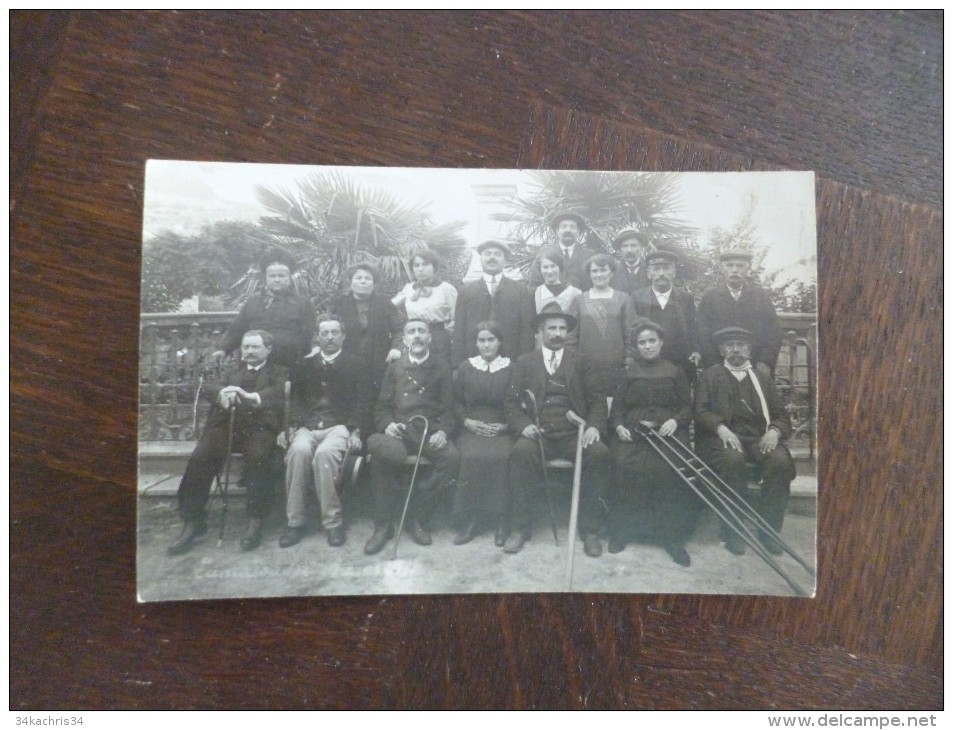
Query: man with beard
[
  {"left": 168, "top": 330, "right": 287, "bottom": 555},
  {"left": 610, "top": 227, "right": 652, "bottom": 295},
  {"left": 278, "top": 315, "right": 369, "bottom": 549},
  {"left": 502, "top": 306, "right": 610, "bottom": 557},
  {"left": 695, "top": 327, "right": 796, "bottom": 556},
  {"left": 629, "top": 249, "right": 702, "bottom": 379},
  {"left": 364, "top": 319, "right": 460, "bottom": 555},
  {"left": 697, "top": 248, "right": 783, "bottom": 374},
  {"left": 532, "top": 212, "right": 597, "bottom": 290},
  {"left": 452, "top": 239, "right": 534, "bottom": 366},
  {"left": 214, "top": 250, "right": 316, "bottom": 369}
]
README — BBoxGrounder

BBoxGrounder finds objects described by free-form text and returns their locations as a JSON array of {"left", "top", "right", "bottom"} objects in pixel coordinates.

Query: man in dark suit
[
  {"left": 502, "top": 306, "right": 611, "bottom": 556},
  {"left": 629, "top": 249, "right": 702, "bottom": 378},
  {"left": 452, "top": 239, "right": 534, "bottom": 366},
  {"left": 697, "top": 248, "right": 783, "bottom": 373},
  {"left": 278, "top": 315, "right": 369, "bottom": 549},
  {"left": 168, "top": 329, "right": 288, "bottom": 555},
  {"left": 364, "top": 319, "right": 461, "bottom": 555},
  {"left": 531, "top": 211, "right": 599, "bottom": 290},
  {"left": 695, "top": 327, "right": 796, "bottom": 556},
  {"left": 609, "top": 227, "right": 652, "bottom": 296}
]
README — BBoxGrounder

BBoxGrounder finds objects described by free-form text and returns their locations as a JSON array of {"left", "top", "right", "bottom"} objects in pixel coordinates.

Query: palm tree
[
  {"left": 492, "top": 171, "right": 706, "bottom": 281},
  {"left": 251, "top": 170, "right": 469, "bottom": 309}
]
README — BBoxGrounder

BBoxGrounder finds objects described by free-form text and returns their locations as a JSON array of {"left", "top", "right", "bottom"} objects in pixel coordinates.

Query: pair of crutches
[
  {"left": 634, "top": 423, "right": 815, "bottom": 596},
  {"left": 521, "top": 391, "right": 588, "bottom": 589}
]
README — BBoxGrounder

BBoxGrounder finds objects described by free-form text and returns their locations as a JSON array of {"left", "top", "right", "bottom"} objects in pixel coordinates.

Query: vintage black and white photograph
[{"left": 137, "top": 162, "right": 817, "bottom": 601}]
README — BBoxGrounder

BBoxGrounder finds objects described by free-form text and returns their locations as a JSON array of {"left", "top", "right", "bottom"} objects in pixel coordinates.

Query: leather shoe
[
  {"left": 665, "top": 543, "right": 691, "bottom": 567},
  {"left": 240, "top": 518, "right": 263, "bottom": 552},
  {"left": 326, "top": 525, "right": 346, "bottom": 547},
  {"left": 453, "top": 518, "right": 478, "bottom": 545},
  {"left": 167, "top": 520, "right": 207, "bottom": 556},
  {"left": 724, "top": 534, "right": 747, "bottom": 555},
  {"left": 607, "top": 537, "right": 626, "bottom": 554},
  {"left": 503, "top": 531, "right": 529, "bottom": 554},
  {"left": 583, "top": 533, "right": 603, "bottom": 558},
  {"left": 364, "top": 523, "right": 394, "bottom": 555},
  {"left": 494, "top": 525, "right": 510, "bottom": 548},
  {"left": 410, "top": 520, "right": 432, "bottom": 546},
  {"left": 758, "top": 531, "right": 783, "bottom": 556},
  {"left": 278, "top": 525, "right": 305, "bottom": 548}
]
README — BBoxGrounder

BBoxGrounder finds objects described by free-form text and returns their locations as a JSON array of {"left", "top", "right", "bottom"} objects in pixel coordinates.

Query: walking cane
[
  {"left": 522, "top": 390, "right": 559, "bottom": 544},
  {"left": 564, "top": 410, "right": 587, "bottom": 590},
  {"left": 216, "top": 404, "right": 237, "bottom": 548},
  {"left": 392, "top": 414, "right": 429, "bottom": 560},
  {"left": 283, "top": 380, "right": 292, "bottom": 447}
]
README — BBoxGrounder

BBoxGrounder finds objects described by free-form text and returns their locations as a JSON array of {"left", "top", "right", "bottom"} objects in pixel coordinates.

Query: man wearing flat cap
[
  {"left": 502, "top": 304, "right": 611, "bottom": 557},
  {"left": 694, "top": 326, "right": 796, "bottom": 556},
  {"left": 452, "top": 239, "right": 534, "bottom": 366},
  {"left": 697, "top": 248, "right": 782, "bottom": 374},
  {"left": 629, "top": 248, "right": 702, "bottom": 379},
  {"left": 610, "top": 226, "right": 653, "bottom": 296},
  {"left": 531, "top": 212, "right": 598, "bottom": 290}
]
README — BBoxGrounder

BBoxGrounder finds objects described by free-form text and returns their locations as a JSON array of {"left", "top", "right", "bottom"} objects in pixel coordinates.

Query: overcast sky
[{"left": 144, "top": 161, "right": 816, "bottom": 278}]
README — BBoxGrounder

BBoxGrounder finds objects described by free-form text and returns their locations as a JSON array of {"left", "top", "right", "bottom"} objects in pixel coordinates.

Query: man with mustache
[
  {"left": 629, "top": 249, "right": 702, "bottom": 379},
  {"left": 364, "top": 319, "right": 460, "bottom": 555},
  {"left": 531, "top": 212, "right": 599, "bottom": 291},
  {"left": 698, "top": 248, "right": 782, "bottom": 374},
  {"left": 609, "top": 227, "right": 653, "bottom": 295},
  {"left": 168, "top": 329, "right": 288, "bottom": 555},
  {"left": 695, "top": 327, "right": 796, "bottom": 556},
  {"left": 502, "top": 305, "right": 611, "bottom": 556}
]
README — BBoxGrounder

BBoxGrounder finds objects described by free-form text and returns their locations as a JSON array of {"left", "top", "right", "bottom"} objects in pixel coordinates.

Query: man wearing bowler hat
[
  {"left": 452, "top": 239, "right": 535, "bottom": 366},
  {"left": 532, "top": 212, "right": 598, "bottom": 290},
  {"left": 502, "top": 304, "right": 611, "bottom": 557},
  {"left": 610, "top": 226, "right": 653, "bottom": 296},
  {"left": 629, "top": 248, "right": 702, "bottom": 378},
  {"left": 694, "top": 326, "right": 796, "bottom": 556},
  {"left": 697, "top": 248, "right": 783, "bottom": 374}
]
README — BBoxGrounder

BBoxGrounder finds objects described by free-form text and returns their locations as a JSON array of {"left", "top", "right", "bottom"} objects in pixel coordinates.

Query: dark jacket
[
  {"left": 610, "top": 262, "right": 650, "bottom": 296},
  {"left": 288, "top": 351, "right": 370, "bottom": 434},
  {"left": 374, "top": 353, "right": 456, "bottom": 435},
  {"left": 452, "top": 276, "right": 534, "bottom": 366},
  {"left": 697, "top": 283, "right": 783, "bottom": 369},
  {"left": 694, "top": 363, "right": 791, "bottom": 452},
  {"left": 629, "top": 285, "right": 701, "bottom": 367},
  {"left": 220, "top": 292, "right": 316, "bottom": 368},
  {"left": 204, "top": 359, "right": 288, "bottom": 433},
  {"left": 327, "top": 292, "right": 404, "bottom": 386},
  {"left": 504, "top": 348, "right": 609, "bottom": 438}
]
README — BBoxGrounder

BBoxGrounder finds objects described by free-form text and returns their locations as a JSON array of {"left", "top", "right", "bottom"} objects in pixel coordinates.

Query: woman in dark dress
[
  {"left": 326, "top": 263, "right": 404, "bottom": 395},
  {"left": 610, "top": 319, "right": 701, "bottom": 566},
  {"left": 452, "top": 320, "right": 514, "bottom": 546}
]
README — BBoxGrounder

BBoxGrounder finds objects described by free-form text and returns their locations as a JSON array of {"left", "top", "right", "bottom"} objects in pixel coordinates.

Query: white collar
[
  {"left": 245, "top": 362, "right": 265, "bottom": 371},
  {"left": 653, "top": 287, "right": 671, "bottom": 304},
  {"left": 408, "top": 352, "right": 430, "bottom": 365},
  {"left": 468, "top": 355, "right": 511, "bottom": 373},
  {"left": 541, "top": 346, "right": 564, "bottom": 364},
  {"left": 483, "top": 272, "right": 502, "bottom": 284},
  {"left": 321, "top": 350, "right": 342, "bottom": 364}
]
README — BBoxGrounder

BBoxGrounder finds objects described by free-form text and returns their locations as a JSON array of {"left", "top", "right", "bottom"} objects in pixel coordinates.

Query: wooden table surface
[{"left": 11, "top": 11, "right": 942, "bottom": 709}]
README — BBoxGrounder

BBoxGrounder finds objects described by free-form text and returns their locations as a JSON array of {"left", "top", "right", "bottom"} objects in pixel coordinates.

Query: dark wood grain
[{"left": 11, "top": 10, "right": 941, "bottom": 710}]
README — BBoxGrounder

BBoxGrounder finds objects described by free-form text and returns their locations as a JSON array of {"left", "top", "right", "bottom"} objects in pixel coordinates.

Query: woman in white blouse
[
  {"left": 392, "top": 249, "right": 458, "bottom": 364},
  {"left": 533, "top": 249, "right": 582, "bottom": 314}
]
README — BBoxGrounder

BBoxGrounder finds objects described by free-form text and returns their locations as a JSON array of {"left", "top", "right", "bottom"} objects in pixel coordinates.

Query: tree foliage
[
  {"left": 254, "top": 171, "right": 470, "bottom": 308},
  {"left": 141, "top": 221, "right": 272, "bottom": 312},
  {"left": 491, "top": 171, "right": 704, "bottom": 280}
]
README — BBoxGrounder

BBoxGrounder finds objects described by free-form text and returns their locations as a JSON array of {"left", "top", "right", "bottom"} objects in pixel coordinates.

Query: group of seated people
[{"left": 167, "top": 213, "right": 795, "bottom": 571}]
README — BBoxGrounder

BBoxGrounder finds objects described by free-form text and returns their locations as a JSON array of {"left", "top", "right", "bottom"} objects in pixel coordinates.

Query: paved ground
[{"left": 137, "top": 479, "right": 817, "bottom": 602}]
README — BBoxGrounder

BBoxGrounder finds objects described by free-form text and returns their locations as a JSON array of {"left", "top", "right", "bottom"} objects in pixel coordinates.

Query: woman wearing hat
[
  {"left": 391, "top": 249, "right": 458, "bottom": 364},
  {"left": 214, "top": 249, "right": 316, "bottom": 368},
  {"left": 567, "top": 252, "right": 634, "bottom": 397},
  {"left": 532, "top": 249, "right": 581, "bottom": 315},
  {"left": 327, "top": 263, "right": 404, "bottom": 394},
  {"left": 609, "top": 319, "right": 700, "bottom": 566}
]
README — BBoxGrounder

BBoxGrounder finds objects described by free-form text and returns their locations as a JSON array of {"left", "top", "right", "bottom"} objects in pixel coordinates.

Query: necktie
[
  {"left": 563, "top": 247, "right": 571, "bottom": 260},
  {"left": 488, "top": 275, "right": 497, "bottom": 295},
  {"left": 548, "top": 350, "right": 558, "bottom": 374}
]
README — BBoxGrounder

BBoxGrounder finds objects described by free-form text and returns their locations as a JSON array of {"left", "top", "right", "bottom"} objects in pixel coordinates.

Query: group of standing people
[{"left": 167, "top": 211, "right": 796, "bottom": 572}]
